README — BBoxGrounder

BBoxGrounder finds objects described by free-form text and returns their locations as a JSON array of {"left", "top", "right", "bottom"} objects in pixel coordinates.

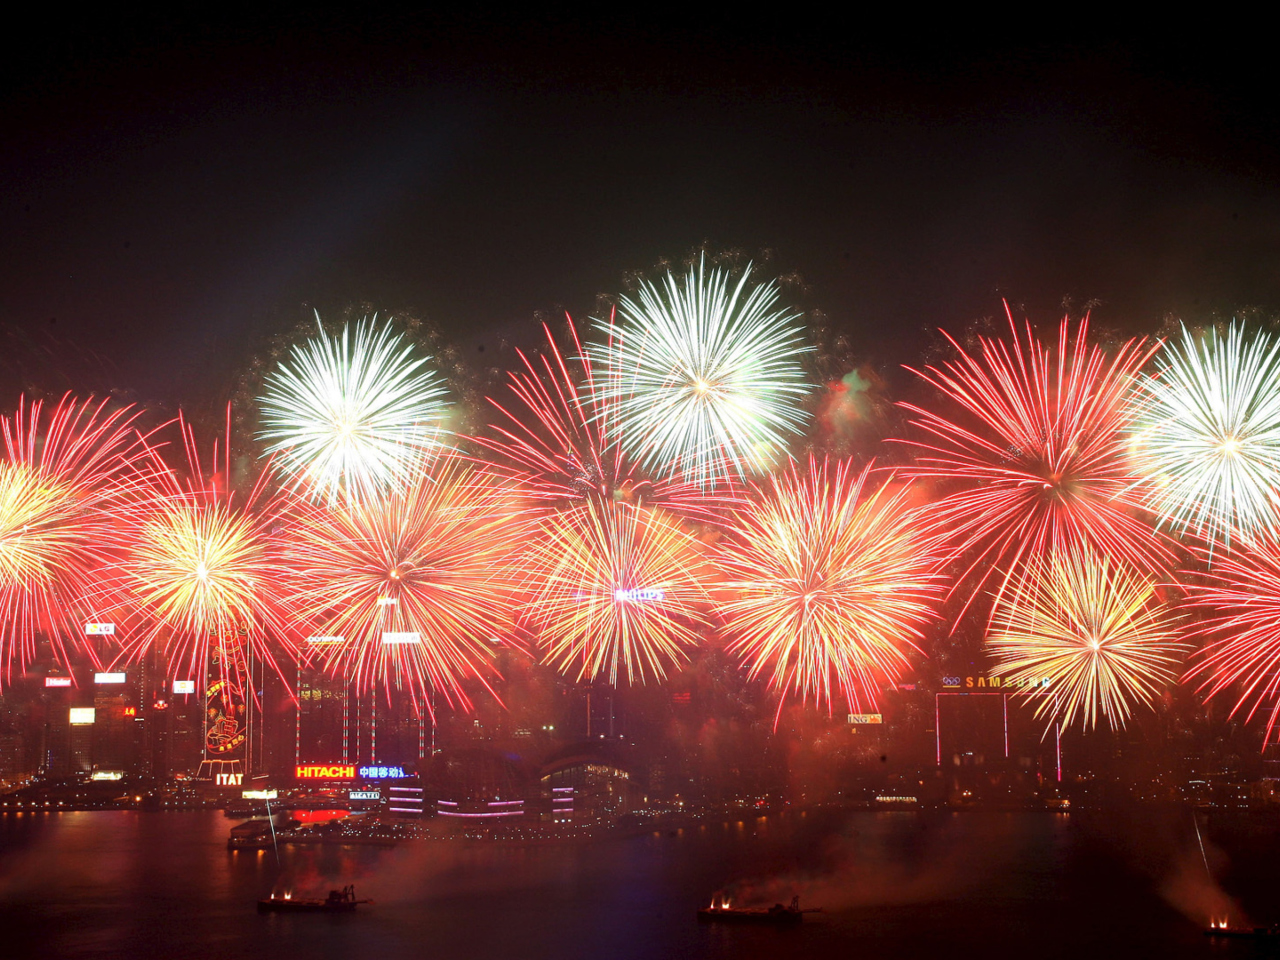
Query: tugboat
[
  {"left": 1204, "top": 919, "right": 1280, "bottom": 940},
  {"left": 697, "top": 894, "right": 818, "bottom": 926},
  {"left": 258, "top": 884, "right": 372, "bottom": 913}
]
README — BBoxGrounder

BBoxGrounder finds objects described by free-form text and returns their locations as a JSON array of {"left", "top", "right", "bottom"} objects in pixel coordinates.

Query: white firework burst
[
  {"left": 258, "top": 314, "right": 450, "bottom": 501},
  {"left": 1130, "top": 323, "right": 1280, "bottom": 545},
  {"left": 593, "top": 257, "right": 811, "bottom": 488}
]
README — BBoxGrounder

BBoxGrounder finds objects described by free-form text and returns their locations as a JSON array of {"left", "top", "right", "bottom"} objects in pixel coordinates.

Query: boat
[
  {"left": 257, "top": 885, "right": 372, "bottom": 913},
  {"left": 1204, "top": 919, "right": 1280, "bottom": 940},
  {"left": 697, "top": 895, "right": 818, "bottom": 925}
]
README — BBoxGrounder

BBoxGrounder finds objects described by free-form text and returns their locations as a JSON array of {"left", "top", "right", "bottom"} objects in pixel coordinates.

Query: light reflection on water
[{"left": 0, "top": 807, "right": 1260, "bottom": 959}]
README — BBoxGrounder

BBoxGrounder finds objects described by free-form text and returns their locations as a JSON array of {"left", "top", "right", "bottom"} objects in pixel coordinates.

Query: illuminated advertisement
[
  {"left": 349, "top": 790, "right": 381, "bottom": 800},
  {"left": 69, "top": 707, "right": 96, "bottom": 725},
  {"left": 380, "top": 632, "right": 421, "bottom": 645},
  {"left": 84, "top": 622, "right": 115, "bottom": 635},
  {"left": 94, "top": 672, "right": 126, "bottom": 684},
  {"left": 296, "top": 764, "right": 356, "bottom": 779},
  {"left": 306, "top": 636, "right": 344, "bottom": 646},
  {"left": 45, "top": 676, "right": 72, "bottom": 687},
  {"left": 90, "top": 770, "right": 123, "bottom": 781},
  {"left": 941, "top": 675, "right": 1051, "bottom": 690},
  {"left": 358, "top": 765, "right": 408, "bottom": 779},
  {"left": 242, "top": 790, "right": 278, "bottom": 800},
  {"left": 614, "top": 588, "right": 664, "bottom": 602},
  {"left": 847, "top": 714, "right": 883, "bottom": 724},
  {"left": 205, "top": 644, "right": 248, "bottom": 759},
  {"left": 172, "top": 679, "right": 195, "bottom": 694}
]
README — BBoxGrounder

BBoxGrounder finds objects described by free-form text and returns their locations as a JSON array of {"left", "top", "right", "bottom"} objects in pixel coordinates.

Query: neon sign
[
  {"left": 242, "top": 790, "right": 278, "bottom": 800},
  {"left": 358, "top": 765, "right": 407, "bottom": 779},
  {"left": 306, "top": 636, "right": 344, "bottom": 646},
  {"left": 941, "top": 675, "right": 1051, "bottom": 690},
  {"left": 45, "top": 677, "right": 72, "bottom": 687},
  {"left": 84, "top": 622, "right": 115, "bottom": 635},
  {"left": 296, "top": 764, "right": 356, "bottom": 779},
  {"left": 614, "top": 588, "right": 664, "bottom": 602},
  {"left": 215, "top": 772, "right": 243, "bottom": 786},
  {"left": 349, "top": 790, "right": 381, "bottom": 800},
  {"left": 69, "top": 708, "right": 95, "bottom": 725},
  {"left": 172, "top": 680, "right": 195, "bottom": 694},
  {"left": 94, "top": 672, "right": 126, "bottom": 684},
  {"left": 847, "top": 714, "right": 883, "bottom": 724}
]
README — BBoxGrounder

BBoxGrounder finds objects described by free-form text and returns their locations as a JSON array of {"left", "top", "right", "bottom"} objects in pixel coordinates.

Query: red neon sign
[{"left": 295, "top": 764, "right": 356, "bottom": 779}]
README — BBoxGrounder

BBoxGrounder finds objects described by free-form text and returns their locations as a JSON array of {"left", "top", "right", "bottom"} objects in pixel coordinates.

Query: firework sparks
[
  {"left": 106, "top": 416, "right": 301, "bottom": 683},
  {"left": 1130, "top": 323, "right": 1280, "bottom": 546},
  {"left": 257, "top": 313, "right": 450, "bottom": 502},
  {"left": 1183, "top": 534, "right": 1280, "bottom": 741},
  {"left": 593, "top": 256, "right": 811, "bottom": 489},
  {"left": 521, "top": 499, "right": 709, "bottom": 685},
  {"left": 0, "top": 396, "right": 150, "bottom": 682},
  {"left": 987, "top": 547, "right": 1184, "bottom": 731},
  {"left": 279, "top": 452, "right": 525, "bottom": 708},
  {"left": 477, "top": 318, "right": 736, "bottom": 521},
  {"left": 899, "top": 311, "right": 1173, "bottom": 616},
  {"left": 713, "top": 459, "right": 940, "bottom": 715}
]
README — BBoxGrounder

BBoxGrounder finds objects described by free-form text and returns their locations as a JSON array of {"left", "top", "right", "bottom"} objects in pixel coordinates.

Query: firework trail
[
  {"left": 593, "top": 256, "right": 811, "bottom": 489},
  {"left": 521, "top": 498, "right": 710, "bottom": 686},
  {"left": 1182, "top": 533, "right": 1280, "bottom": 742},
  {"left": 899, "top": 311, "right": 1173, "bottom": 618},
  {"left": 1130, "top": 323, "right": 1280, "bottom": 547},
  {"left": 0, "top": 395, "right": 151, "bottom": 683},
  {"left": 104, "top": 414, "right": 302, "bottom": 685},
  {"left": 987, "top": 546, "right": 1184, "bottom": 731},
  {"left": 279, "top": 451, "right": 526, "bottom": 710},
  {"left": 476, "top": 318, "right": 737, "bottom": 522},
  {"left": 258, "top": 313, "right": 450, "bottom": 503},
  {"left": 713, "top": 458, "right": 940, "bottom": 716}
]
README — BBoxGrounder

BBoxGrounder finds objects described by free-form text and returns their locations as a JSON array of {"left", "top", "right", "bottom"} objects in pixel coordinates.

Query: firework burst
[
  {"left": 900, "top": 311, "right": 1173, "bottom": 615},
  {"left": 279, "top": 452, "right": 526, "bottom": 708},
  {"left": 987, "top": 547, "right": 1184, "bottom": 731},
  {"left": 713, "top": 459, "right": 940, "bottom": 715},
  {"left": 258, "top": 313, "right": 450, "bottom": 503},
  {"left": 1130, "top": 323, "right": 1280, "bottom": 546},
  {"left": 105, "top": 415, "right": 300, "bottom": 684},
  {"left": 477, "top": 318, "right": 736, "bottom": 521},
  {"left": 1182, "top": 534, "right": 1280, "bottom": 741},
  {"left": 522, "top": 499, "right": 709, "bottom": 685},
  {"left": 593, "top": 257, "right": 811, "bottom": 489},
  {"left": 0, "top": 395, "right": 150, "bottom": 682}
]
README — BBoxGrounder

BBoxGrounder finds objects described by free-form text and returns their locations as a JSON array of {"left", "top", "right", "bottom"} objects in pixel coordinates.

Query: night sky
[{"left": 5, "top": 15, "right": 1280, "bottom": 409}]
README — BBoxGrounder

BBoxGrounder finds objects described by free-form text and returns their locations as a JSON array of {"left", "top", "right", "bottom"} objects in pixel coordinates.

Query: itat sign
[{"left": 215, "top": 772, "right": 243, "bottom": 786}]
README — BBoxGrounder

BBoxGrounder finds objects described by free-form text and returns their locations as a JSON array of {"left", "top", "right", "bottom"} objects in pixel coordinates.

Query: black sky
[{"left": 4, "top": 14, "right": 1280, "bottom": 408}]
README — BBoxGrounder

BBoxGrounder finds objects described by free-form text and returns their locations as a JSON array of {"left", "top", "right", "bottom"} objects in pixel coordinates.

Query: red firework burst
[
  {"left": 475, "top": 317, "right": 738, "bottom": 522},
  {"left": 278, "top": 451, "right": 528, "bottom": 710},
  {"left": 102, "top": 413, "right": 303, "bottom": 685},
  {"left": 1182, "top": 536, "right": 1280, "bottom": 742},
  {"left": 0, "top": 395, "right": 152, "bottom": 683},
  {"left": 713, "top": 459, "right": 942, "bottom": 717},
  {"left": 898, "top": 310, "right": 1173, "bottom": 617}
]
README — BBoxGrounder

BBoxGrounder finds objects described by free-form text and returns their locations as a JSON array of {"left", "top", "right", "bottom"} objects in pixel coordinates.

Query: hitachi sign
[{"left": 295, "top": 764, "right": 356, "bottom": 779}]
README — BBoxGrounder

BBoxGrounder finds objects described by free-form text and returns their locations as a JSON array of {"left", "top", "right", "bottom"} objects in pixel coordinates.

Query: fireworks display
[
  {"left": 1183, "top": 534, "right": 1280, "bottom": 739},
  {"left": 987, "top": 547, "right": 1184, "bottom": 731},
  {"left": 477, "top": 319, "right": 732, "bottom": 521},
  {"left": 1130, "top": 323, "right": 1280, "bottom": 546},
  {"left": 900, "top": 313, "right": 1173, "bottom": 614},
  {"left": 0, "top": 396, "right": 150, "bottom": 682},
  {"left": 279, "top": 452, "right": 525, "bottom": 708},
  {"left": 106, "top": 417, "right": 300, "bottom": 683},
  {"left": 257, "top": 314, "right": 450, "bottom": 503},
  {"left": 713, "top": 459, "right": 939, "bottom": 715},
  {"left": 521, "top": 498, "right": 709, "bottom": 685},
  {"left": 593, "top": 257, "right": 811, "bottom": 489}
]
